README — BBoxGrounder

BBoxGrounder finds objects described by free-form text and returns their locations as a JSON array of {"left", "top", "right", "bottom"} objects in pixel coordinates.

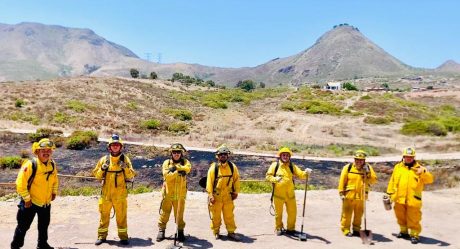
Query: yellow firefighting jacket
[
  {"left": 338, "top": 163, "right": 377, "bottom": 200},
  {"left": 161, "top": 158, "right": 191, "bottom": 200},
  {"left": 93, "top": 154, "right": 136, "bottom": 201},
  {"left": 266, "top": 160, "right": 309, "bottom": 200},
  {"left": 386, "top": 161, "right": 434, "bottom": 208},
  {"left": 206, "top": 161, "right": 240, "bottom": 200},
  {"left": 16, "top": 158, "right": 58, "bottom": 207}
]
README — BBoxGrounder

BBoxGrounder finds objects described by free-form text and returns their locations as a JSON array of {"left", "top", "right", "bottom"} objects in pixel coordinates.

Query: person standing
[
  {"left": 11, "top": 138, "right": 58, "bottom": 249},
  {"left": 386, "top": 147, "right": 434, "bottom": 244},
  {"left": 92, "top": 134, "right": 136, "bottom": 246},
  {"left": 156, "top": 143, "right": 191, "bottom": 242},
  {"left": 338, "top": 150, "right": 377, "bottom": 237}
]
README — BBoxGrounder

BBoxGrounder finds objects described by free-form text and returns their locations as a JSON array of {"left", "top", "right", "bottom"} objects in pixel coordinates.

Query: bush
[
  {"left": 60, "top": 186, "right": 100, "bottom": 196},
  {"left": 142, "top": 119, "right": 161, "bottom": 129},
  {"left": 0, "top": 156, "right": 23, "bottom": 169},
  {"left": 236, "top": 80, "right": 256, "bottom": 92},
  {"left": 439, "top": 116, "right": 460, "bottom": 132},
  {"left": 168, "top": 122, "right": 190, "bottom": 133},
  {"left": 203, "top": 100, "right": 227, "bottom": 109},
  {"left": 66, "top": 130, "right": 98, "bottom": 150},
  {"left": 343, "top": 82, "right": 358, "bottom": 91},
  {"left": 130, "top": 68, "right": 139, "bottom": 78},
  {"left": 363, "top": 116, "right": 392, "bottom": 125},
  {"left": 15, "top": 99, "right": 25, "bottom": 108},
  {"left": 281, "top": 102, "right": 297, "bottom": 111},
  {"left": 401, "top": 120, "right": 447, "bottom": 136},
  {"left": 28, "top": 128, "right": 64, "bottom": 142},
  {"left": 149, "top": 71, "right": 158, "bottom": 79},
  {"left": 360, "top": 95, "right": 372, "bottom": 100},
  {"left": 163, "top": 108, "right": 193, "bottom": 121},
  {"left": 66, "top": 100, "right": 87, "bottom": 113}
]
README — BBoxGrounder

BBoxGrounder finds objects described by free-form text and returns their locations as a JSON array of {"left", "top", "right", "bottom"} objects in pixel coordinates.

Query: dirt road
[{"left": 0, "top": 188, "right": 458, "bottom": 248}]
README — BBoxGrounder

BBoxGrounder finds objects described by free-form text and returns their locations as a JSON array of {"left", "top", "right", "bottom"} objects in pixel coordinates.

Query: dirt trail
[{"left": 0, "top": 188, "right": 458, "bottom": 248}]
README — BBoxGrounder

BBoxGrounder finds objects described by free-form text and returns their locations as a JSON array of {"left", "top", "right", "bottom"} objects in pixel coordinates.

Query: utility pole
[
  {"left": 144, "top": 52, "right": 153, "bottom": 62},
  {"left": 157, "top": 53, "right": 162, "bottom": 64}
]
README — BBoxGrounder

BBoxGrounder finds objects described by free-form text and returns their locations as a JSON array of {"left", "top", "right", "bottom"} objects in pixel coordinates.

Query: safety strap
[
  {"left": 212, "top": 161, "right": 235, "bottom": 193},
  {"left": 270, "top": 161, "right": 294, "bottom": 202},
  {"left": 28, "top": 158, "right": 55, "bottom": 191},
  {"left": 102, "top": 154, "right": 127, "bottom": 188}
]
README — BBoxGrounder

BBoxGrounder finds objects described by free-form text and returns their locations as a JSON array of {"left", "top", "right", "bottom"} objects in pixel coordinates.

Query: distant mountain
[
  {"left": 0, "top": 22, "right": 138, "bottom": 81},
  {"left": 436, "top": 60, "right": 460, "bottom": 73},
  {"left": 0, "top": 22, "right": 428, "bottom": 85}
]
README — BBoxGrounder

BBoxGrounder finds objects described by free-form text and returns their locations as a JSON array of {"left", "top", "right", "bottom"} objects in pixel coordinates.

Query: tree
[
  {"left": 150, "top": 71, "right": 158, "bottom": 79},
  {"left": 343, "top": 82, "right": 358, "bottom": 91},
  {"left": 130, "top": 68, "right": 139, "bottom": 78},
  {"left": 259, "top": 82, "right": 266, "bottom": 88},
  {"left": 205, "top": 80, "right": 215, "bottom": 87},
  {"left": 236, "top": 80, "right": 256, "bottom": 92}
]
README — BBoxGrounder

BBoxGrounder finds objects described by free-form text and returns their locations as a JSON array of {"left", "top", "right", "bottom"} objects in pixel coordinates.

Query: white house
[{"left": 323, "top": 82, "right": 342, "bottom": 90}]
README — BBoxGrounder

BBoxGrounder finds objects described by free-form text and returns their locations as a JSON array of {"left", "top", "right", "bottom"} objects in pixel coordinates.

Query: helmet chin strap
[{"left": 110, "top": 151, "right": 122, "bottom": 157}]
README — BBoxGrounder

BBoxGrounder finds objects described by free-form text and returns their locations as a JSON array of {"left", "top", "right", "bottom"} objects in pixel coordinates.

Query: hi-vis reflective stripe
[
  {"left": 98, "top": 228, "right": 109, "bottom": 232},
  {"left": 118, "top": 228, "right": 128, "bottom": 233}
]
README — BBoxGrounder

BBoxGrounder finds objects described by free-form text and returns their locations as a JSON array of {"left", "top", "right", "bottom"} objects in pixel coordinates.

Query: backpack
[
  {"left": 212, "top": 161, "right": 236, "bottom": 193},
  {"left": 27, "top": 158, "right": 55, "bottom": 191}
]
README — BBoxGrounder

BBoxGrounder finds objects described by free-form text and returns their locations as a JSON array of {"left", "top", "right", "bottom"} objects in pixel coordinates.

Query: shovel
[
  {"left": 359, "top": 169, "right": 372, "bottom": 244},
  {"left": 298, "top": 177, "right": 308, "bottom": 241}
]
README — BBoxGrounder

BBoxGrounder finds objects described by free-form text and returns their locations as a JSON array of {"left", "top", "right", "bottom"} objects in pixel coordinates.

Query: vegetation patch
[
  {"left": 0, "top": 156, "right": 23, "bottom": 169},
  {"left": 163, "top": 108, "right": 193, "bottom": 121},
  {"left": 66, "top": 100, "right": 88, "bottom": 113},
  {"left": 168, "top": 122, "right": 190, "bottom": 134},
  {"left": 401, "top": 120, "right": 448, "bottom": 136},
  {"left": 363, "top": 116, "right": 393, "bottom": 125},
  {"left": 66, "top": 130, "right": 98, "bottom": 150},
  {"left": 28, "top": 128, "right": 64, "bottom": 142},
  {"left": 141, "top": 119, "right": 161, "bottom": 130}
]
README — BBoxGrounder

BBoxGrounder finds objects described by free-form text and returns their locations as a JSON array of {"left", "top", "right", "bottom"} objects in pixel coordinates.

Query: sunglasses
[{"left": 38, "top": 141, "right": 55, "bottom": 148}]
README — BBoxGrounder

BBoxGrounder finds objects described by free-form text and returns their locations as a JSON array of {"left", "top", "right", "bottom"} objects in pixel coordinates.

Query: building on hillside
[
  {"left": 323, "top": 82, "right": 342, "bottom": 90},
  {"left": 365, "top": 87, "right": 388, "bottom": 92}
]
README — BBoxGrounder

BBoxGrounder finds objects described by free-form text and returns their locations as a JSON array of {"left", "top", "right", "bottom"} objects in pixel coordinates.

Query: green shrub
[
  {"left": 66, "top": 100, "right": 87, "bottom": 113},
  {"left": 163, "top": 108, "right": 193, "bottom": 121},
  {"left": 360, "top": 95, "right": 372, "bottom": 100},
  {"left": 130, "top": 68, "right": 139, "bottom": 78},
  {"left": 15, "top": 99, "right": 25, "bottom": 108},
  {"left": 127, "top": 102, "right": 138, "bottom": 111},
  {"left": 343, "top": 82, "right": 358, "bottom": 91},
  {"left": 0, "top": 156, "right": 23, "bottom": 169},
  {"left": 168, "top": 122, "right": 190, "bottom": 133},
  {"left": 203, "top": 100, "right": 227, "bottom": 109},
  {"left": 281, "top": 102, "right": 296, "bottom": 111},
  {"left": 401, "top": 120, "right": 447, "bottom": 136},
  {"left": 363, "top": 116, "right": 393, "bottom": 125},
  {"left": 60, "top": 186, "right": 100, "bottom": 196},
  {"left": 66, "top": 130, "right": 98, "bottom": 150},
  {"left": 53, "top": 112, "right": 74, "bottom": 124},
  {"left": 240, "top": 181, "right": 272, "bottom": 194},
  {"left": 128, "top": 185, "right": 154, "bottom": 194},
  {"left": 438, "top": 116, "right": 460, "bottom": 132},
  {"left": 28, "top": 128, "right": 64, "bottom": 142},
  {"left": 305, "top": 101, "right": 341, "bottom": 114},
  {"left": 142, "top": 119, "right": 161, "bottom": 129}
]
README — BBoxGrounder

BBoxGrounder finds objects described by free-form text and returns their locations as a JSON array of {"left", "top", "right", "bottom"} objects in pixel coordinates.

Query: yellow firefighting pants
[
  {"left": 158, "top": 198, "right": 186, "bottom": 230},
  {"left": 210, "top": 199, "right": 236, "bottom": 234},
  {"left": 274, "top": 196, "right": 297, "bottom": 231},
  {"left": 97, "top": 198, "right": 128, "bottom": 240},
  {"left": 340, "top": 199, "right": 364, "bottom": 235},
  {"left": 394, "top": 203, "right": 422, "bottom": 238}
]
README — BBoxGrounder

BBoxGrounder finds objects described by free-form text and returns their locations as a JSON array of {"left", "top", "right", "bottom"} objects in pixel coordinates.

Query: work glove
[
  {"left": 416, "top": 167, "right": 426, "bottom": 175},
  {"left": 24, "top": 200, "right": 32, "bottom": 208},
  {"left": 364, "top": 165, "right": 370, "bottom": 173},
  {"left": 231, "top": 192, "right": 238, "bottom": 200},
  {"left": 120, "top": 162, "right": 127, "bottom": 169},
  {"left": 274, "top": 176, "right": 282, "bottom": 182},
  {"left": 169, "top": 166, "right": 177, "bottom": 173},
  {"left": 305, "top": 168, "right": 313, "bottom": 174},
  {"left": 101, "top": 163, "right": 109, "bottom": 170},
  {"left": 178, "top": 170, "right": 186, "bottom": 177},
  {"left": 339, "top": 191, "right": 345, "bottom": 201},
  {"left": 209, "top": 196, "right": 216, "bottom": 204}
]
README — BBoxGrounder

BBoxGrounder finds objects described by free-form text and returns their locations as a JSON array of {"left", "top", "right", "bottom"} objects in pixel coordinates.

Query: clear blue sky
[{"left": 0, "top": 0, "right": 459, "bottom": 69}]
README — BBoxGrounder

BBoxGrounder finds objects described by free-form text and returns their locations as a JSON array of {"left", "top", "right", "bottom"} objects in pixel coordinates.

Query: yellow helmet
[
  {"left": 108, "top": 134, "right": 123, "bottom": 146},
  {"left": 402, "top": 147, "right": 416, "bottom": 157},
  {"left": 277, "top": 147, "right": 293, "bottom": 157},
  {"left": 170, "top": 143, "right": 186, "bottom": 153},
  {"left": 354, "top": 150, "right": 367, "bottom": 159},
  {"left": 32, "top": 138, "right": 56, "bottom": 154},
  {"left": 216, "top": 144, "right": 231, "bottom": 155}
]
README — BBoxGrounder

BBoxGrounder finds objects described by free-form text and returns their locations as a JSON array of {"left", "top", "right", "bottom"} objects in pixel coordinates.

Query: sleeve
[
  {"left": 163, "top": 160, "right": 178, "bottom": 181},
  {"left": 206, "top": 163, "right": 215, "bottom": 196},
  {"left": 52, "top": 161, "right": 59, "bottom": 195},
  {"left": 92, "top": 157, "right": 106, "bottom": 180},
  {"left": 232, "top": 164, "right": 240, "bottom": 193},
  {"left": 338, "top": 164, "right": 348, "bottom": 193},
  {"left": 386, "top": 165, "right": 397, "bottom": 195},
  {"left": 367, "top": 164, "right": 378, "bottom": 185},
  {"left": 293, "top": 163, "right": 308, "bottom": 180},
  {"left": 16, "top": 160, "right": 33, "bottom": 202},
  {"left": 177, "top": 159, "right": 192, "bottom": 174},
  {"left": 420, "top": 167, "right": 434, "bottom": 184},
  {"left": 265, "top": 162, "right": 278, "bottom": 183},
  {"left": 122, "top": 156, "right": 136, "bottom": 179}
]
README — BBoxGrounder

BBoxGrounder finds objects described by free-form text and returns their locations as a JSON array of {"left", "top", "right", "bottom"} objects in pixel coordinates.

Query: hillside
[
  {"left": 0, "top": 22, "right": 138, "bottom": 81},
  {"left": 0, "top": 22, "right": 433, "bottom": 86},
  {"left": 0, "top": 77, "right": 459, "bottom": 157},
  {"left": 0, "top": 188, "right": 458, "bottom": 248},
  {"left": 437, "top": 60, "right": 460, "bottom": 73}
]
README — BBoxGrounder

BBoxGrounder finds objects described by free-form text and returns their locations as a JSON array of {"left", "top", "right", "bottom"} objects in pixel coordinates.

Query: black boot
[
  {"left": 36, "top": 243, "right": 54, "bottom": 249},
  {"left": 397, "top": 232, "right": 410, "bottom": 239},
  {"left": 178, "top": 230, "right": 186, "bottom": 242},
  {"left": 411, "top": 236, "right": 420, "bottom": 244},
  {"left": 156, "top": 229, "right": 165, "bottom": 242}
]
